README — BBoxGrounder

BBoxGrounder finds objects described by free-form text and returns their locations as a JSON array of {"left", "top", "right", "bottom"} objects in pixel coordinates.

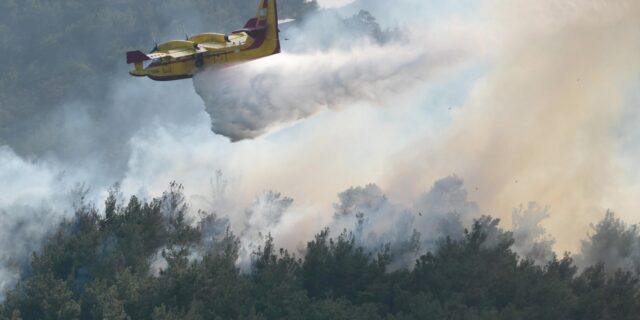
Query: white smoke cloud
[
  {"left": 576, "top": 211, "right": 640, "bottom": 273},
  {"left": 0, "top": 147, "right": 86, "bottom": 297},
  {"left": 330, "top": 177, "right": 478, "bottom": 269},
  {"left": 194, "top": 17, "right": 480, "bottom": 141},
  {"left": 323, "top": 176, "right": 558, "bottom": 269},
  {"left": 316, "top": 0, "right": 354, "bottom": 8},
  {"left": 511, "top": 202, "right": 555, "bottom": 265},
  {"left": 385, "top": 0, "right": 640, "bottom": 253},
  {"left": 237, "top": 191, "right": 294, "bottom": 269}
]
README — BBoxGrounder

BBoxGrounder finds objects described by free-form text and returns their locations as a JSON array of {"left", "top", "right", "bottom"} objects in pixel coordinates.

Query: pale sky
[{"left": 315, "top": 0, "right": 355, "bottom": 8}]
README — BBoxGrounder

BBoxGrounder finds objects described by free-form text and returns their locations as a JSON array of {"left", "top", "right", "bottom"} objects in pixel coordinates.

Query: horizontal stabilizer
[
  {"left": 126, "top": 51, "right": 151, "bottom": 64},
  {"left": 278, "top": 18, "right": 295, "bottom": 25},
  {"left": 241, "top": 18, "right": 268, "bottom": 31}
]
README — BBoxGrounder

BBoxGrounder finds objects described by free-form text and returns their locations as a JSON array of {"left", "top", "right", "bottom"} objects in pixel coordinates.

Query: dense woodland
[{"left": 1, "top": 184, "right": 639, "bottom": 320}]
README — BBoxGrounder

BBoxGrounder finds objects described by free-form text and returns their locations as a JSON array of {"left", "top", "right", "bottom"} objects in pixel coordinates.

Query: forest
[
  {"left": 1, "top": 184, "right": 639, "bottom": 320},
  {"left": 1, "top": 1, "right": 639, "bottom": 319}
]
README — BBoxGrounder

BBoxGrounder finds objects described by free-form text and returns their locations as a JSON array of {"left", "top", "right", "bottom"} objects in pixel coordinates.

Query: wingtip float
[{"left": 126, "top": 0, "right": 281, "bottom": 81}]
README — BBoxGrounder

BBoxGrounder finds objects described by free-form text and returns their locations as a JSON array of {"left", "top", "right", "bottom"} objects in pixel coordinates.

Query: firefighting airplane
[{"left": 126, "top": 0, "right": 281, "bottom": 81}]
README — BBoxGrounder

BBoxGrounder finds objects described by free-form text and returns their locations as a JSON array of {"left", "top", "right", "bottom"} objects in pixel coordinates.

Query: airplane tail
[
  {"left": 126, "top": 50, "right": 150, "bottom": 72},
  {"left": 126, "top": 51, "right": 150, "bottom": 64},
  {"left": 240, "top": 0, "right": 280, "bottom": 54}
]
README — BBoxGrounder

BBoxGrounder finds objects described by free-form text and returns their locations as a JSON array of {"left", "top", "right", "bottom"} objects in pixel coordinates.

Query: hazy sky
[{"left": 316, "top": 0, "right": 354, "bottom": 8}]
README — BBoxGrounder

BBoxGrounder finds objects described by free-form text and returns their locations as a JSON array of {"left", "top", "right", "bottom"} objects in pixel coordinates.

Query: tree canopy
[{"left": 2, "top": 185, "right": 639, "bottom": 320}]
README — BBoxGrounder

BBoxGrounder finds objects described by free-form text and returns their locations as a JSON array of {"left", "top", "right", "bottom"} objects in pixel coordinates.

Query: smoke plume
[
  {"left": 238, "top": 191, "right": 294, "bottom": 269},
  {"left": 386, "top": 0, "right": 640, "bottom": 252},
  {"left": 511, "top": 202, "right": 555, "bottom": 265},
  {"left": 327, "top": 176, "right": 555, "bottom": 269},
  {"left": 193, "top": 11, "right": 478, "bottom": 141},
  {"left": 577, "top": 211, "right": 640, "bottom": 273}
]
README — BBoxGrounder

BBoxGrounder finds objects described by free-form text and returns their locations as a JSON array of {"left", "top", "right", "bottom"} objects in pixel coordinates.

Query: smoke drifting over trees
[
  {"left": 329, "top": 176, "right": 483, "bottom": 269},
  {"left": 2, "top": 185, "right": 640, "bottom": 319},
  {"left": 1, "top": 0, "right": 639, "bottom": 318},
  {"left": 577, "top": 212, "right": 640, "bottom": 274}
]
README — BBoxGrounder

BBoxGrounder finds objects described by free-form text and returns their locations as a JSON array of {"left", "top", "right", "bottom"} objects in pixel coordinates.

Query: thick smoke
[
  {"left": 0, "top": 206, "right": 57, "bottom": 292},
  {"left": 193, "top": 9, "right": 477, "bottom": 141},
  {"left": 0, "top": 147, "right": 85, "bottom": 295},
  {"left": 238, "top": 191, "right": 294, "bottom": 269},
  {"left": 386, "top": 0, "right": 640, "bottom": 252},
  {"left": 330, "top": 183, "right": 420, "bottom": 269},
  {"left": 328, "top": 176, "right": 554, "bottom": 269},
  {"left": 576, "top": 211, "right": 640, "bottom": 273},
  {"left": 511, "top": 202, "right": 555, "bottom": 265}
]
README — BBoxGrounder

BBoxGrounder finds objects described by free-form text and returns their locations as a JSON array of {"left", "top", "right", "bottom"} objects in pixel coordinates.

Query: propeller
[
  {"left": 150, "top": 31, "right": 159, "bottom": 52},
  {"left": 182, "top": 25, "right": 190, "bottom": 41}
]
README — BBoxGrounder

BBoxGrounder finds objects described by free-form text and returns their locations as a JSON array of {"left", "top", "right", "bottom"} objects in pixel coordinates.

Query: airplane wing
[
  {"left": 164, "top": 49, "right": 198, "bottom": 59},
  {"left": 127, "top": 49, "right": 202, "bottom": 65},
  {"left": 227, "top": 33, "right": 246, "bottom": 42},
  {"left": 148, "top": 52, "right": 170, "bottom": 59}
]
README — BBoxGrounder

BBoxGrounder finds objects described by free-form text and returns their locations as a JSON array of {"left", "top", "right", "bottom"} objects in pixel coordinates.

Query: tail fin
[
  {"left": 254, "top": 0, "right": 278, "bottom": 27},
  {"left": 241, "top": 0, "right": 280, "bottom": 54},
  {"left": 260, "top": 0, "right": 280, "bottom": 54}
]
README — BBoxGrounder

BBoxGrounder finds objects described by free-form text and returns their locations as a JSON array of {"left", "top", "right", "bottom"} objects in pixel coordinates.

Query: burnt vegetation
[{"left": 1, "top": 185, "right": 639, "bottom": 320}]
